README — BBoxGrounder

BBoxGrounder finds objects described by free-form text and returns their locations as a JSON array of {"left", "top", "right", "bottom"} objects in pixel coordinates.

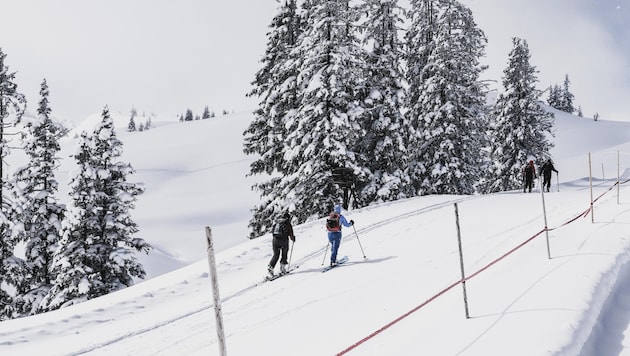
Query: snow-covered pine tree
[
  {"left": 354, "top": 0, "right": 410, "bottom": 205},
  {"left": 0, "top": 47, "right": 27, "bottom": 320},
  {"left": 245, "top": 0, "right": 300, "bottom": 177},
  {"left": 244, "top": 0, "right": 303, "bottom": 238},
  {"left": 202, "top": 105, "right": 211, "bottom": 120},
  {"left": 547, "top": 84, "right": 561, "bottom": 110},
  {"left": 404, "top": 0, "right": 436, "bottom": 195},
  {"left": 11, "top": 79, "right": 67, "bottom": 316},
  {"left": 275, "top": 0, "right": 366, "bottom": 225},
  {"left": 546, "top": 74, "right": 575, "bottom": 114},
  {"left": 485, "top": 38, "right": 554, "bottom": 193},
  {"left": 127, "top": 109, "right": 136, "bottom": 132},
  {"left": 405, "top": 0, "right": 488, "bottom": 195},
  {"left": 40, "top": 107, "right": 150, "bottom": 311},
  {"left": 559, "top": 74, "right": 575, "bottom": 114},
  {"left": 184, "top": 109, "right": 193, "bottom": 121}
]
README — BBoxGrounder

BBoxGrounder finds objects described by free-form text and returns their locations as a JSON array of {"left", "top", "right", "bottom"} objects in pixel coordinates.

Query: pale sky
[
  {"left": 0, "top": 0, "right": 276, "bottom": 124},
  {"left": 465, "top": 0, "right": 630, "bottom": 121},
  {"left": 1, "top": 0, "right": 628, "bottom": 124}
]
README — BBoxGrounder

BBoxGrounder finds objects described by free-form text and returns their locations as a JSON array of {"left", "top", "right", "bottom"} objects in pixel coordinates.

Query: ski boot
[{"left": 280, "top": 263, "right": 288, "bottom": 275}]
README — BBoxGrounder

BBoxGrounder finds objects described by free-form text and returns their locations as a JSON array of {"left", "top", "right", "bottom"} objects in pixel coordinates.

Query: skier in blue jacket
[{"left": 326, "top": 205, "right": 354, "bottom": 266}]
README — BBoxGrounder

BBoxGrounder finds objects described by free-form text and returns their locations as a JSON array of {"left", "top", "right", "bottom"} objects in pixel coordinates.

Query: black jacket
[
  {"left": 541, "top": 161, "right": 558, "bottom": 177},
  {"left": 272, "top": 219, "right": 295, "bottom": 241}
]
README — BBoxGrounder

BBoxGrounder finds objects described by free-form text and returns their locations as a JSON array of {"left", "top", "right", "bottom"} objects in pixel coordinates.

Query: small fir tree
[
  {"left": 40, "top": 107, "right": 150, "bottom": 311},
  {"left": 127, "top": 116, "right": 136, "bottom": 132},
  {"left": 547, "top": 75, "right": 575, "bottom": 114},
  {"left": 202, "top": 106, "right": 211, "bottom": 120},
  {"left": 184, "top": 109, "right": 193, "bottom": 121},
  {"left": 547, "top": 84, "right": 561, "bottom": 110},
  {"left": 127, "top": 107, "right": 137, "bottom": 132},
  {"left": 559, "top": 74, "right": 575, "bottom": 113}
]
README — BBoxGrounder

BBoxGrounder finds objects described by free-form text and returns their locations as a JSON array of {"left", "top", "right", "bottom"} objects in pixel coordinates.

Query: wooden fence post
[
  {"left": 205, "top": 226, "right": 227, "bottom": 356},
  {"left": 454, "top": 203, "right": 470, "bottom": 319}
]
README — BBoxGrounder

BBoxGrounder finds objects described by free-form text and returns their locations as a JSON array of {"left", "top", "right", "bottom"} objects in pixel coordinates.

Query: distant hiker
[
  {"left": 268, "top": 212, "right": 295, "bottom": 277},
  {"left": 540, "top": 159, "right": 558, "bottom": 192},
  {"left": 326, "top": 205, "right": 354, "bottom": 267},
  {"left": 523, "top": 160, "right": 537, "bottom": 193}
]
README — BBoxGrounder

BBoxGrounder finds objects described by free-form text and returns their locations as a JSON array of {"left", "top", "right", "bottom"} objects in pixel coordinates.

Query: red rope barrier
[
  {"left": 337, "top": 180, "right": 625, "bottom": 355},
  {"left": 336, "top": 278, "right": 464, "bottom": 356},
  {"left": 337, "top": 228, "right": 546, "bottom": 355}
]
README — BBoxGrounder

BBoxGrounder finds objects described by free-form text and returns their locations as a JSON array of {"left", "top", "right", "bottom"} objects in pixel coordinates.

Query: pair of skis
[
  {"left": 321, "top": 255, "right": 348, "bottom": 272},
  {"left": 264, "top": 266, "right": 298, "bottom": 282},
  {"left": 263, "top": 255, "right": 349, "bottom": 282}
]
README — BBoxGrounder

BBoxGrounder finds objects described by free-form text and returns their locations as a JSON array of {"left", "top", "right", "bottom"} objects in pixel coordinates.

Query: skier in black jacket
[
  {"left": 267, "top": 212, "right": 295, "bottom": 277},
  {"left": 540, "top": 159, "right": 558, "bottom": 192}
]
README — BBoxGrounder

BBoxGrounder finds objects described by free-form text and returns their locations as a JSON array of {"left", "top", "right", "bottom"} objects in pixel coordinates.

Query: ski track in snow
[
  {"left": 49, "top": 195, "right": 483, "bottom": 354},
  {"left": 3, "top": 182, "right": 629, "bottom": 355},
  {"left": 42, "top": 196, "right": 502, "bottom": 355},
  {"left": 82, "top": 184, "right": 624, "bottom": 355}
]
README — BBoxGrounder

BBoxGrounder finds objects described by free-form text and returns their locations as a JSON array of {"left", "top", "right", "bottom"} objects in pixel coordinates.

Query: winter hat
[{"left": 334, "top": 205, "right": 341, "bottom": 214}]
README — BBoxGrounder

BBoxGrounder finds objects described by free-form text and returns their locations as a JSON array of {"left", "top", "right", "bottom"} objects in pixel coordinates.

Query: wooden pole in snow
[
  {"left": 539, "top": 176, "right": 551, "bottom": 259},
  {"left": 205, "top": 226, "right": 227, "bottom": 356},
  {"left": 589, "top": 153, "right": 594, "bottom": 223},
  {"left": 453, "top": 203, "right": 470, "bottom": 319}
]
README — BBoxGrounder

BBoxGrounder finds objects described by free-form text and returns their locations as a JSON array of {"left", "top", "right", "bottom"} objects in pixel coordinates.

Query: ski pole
[
  {"left": 556, "top": 172, "right": 560, "bottom": 192},
  {"left": 288, "top": 240, "right": 294, "bottom": 268},
  {"left": 322, "top": 243, "right": 329, "bottom": 265},
  {"left": 352, "top": 224, "right": 366, "bottom": 259}
]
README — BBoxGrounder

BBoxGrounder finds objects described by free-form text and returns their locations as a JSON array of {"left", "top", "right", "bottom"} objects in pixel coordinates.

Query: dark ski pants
[
  {"left": 328, "top": 231, "right": 342, "bottom": 264},
  {"left": 524, "top": 177, "right": 534, "bottom": 192},
  {"left": 543, "top": 173, "right": 552, "bottom": 192},
  {"left": 269, "top": 236, "right": 289, "bottom": 268}
]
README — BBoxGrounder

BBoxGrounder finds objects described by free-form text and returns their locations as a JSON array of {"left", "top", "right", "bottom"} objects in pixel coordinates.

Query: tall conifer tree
[
  {"left": 485, "top": 38, "right": 555, "bottom": 193},
  {"left": 12, "top": 79, "right": 66, "bottom": 316},
  {"left": 405, "top": 0, "right": 488, "bottom": 195},
  {"left": 0, "top": 48, "right": 26, "bottom": 320},
  {"left": 278, "top": 0, "right": 366, "bottom": 224},
  {"left": 246, "top": 0, "right": 367, "bottom": 236},
  {"left": 355, "top": 0, "right": 410, "bottom": 204},
  {"left": 244, "top": 0, "right": 302, "bottom": 238}
]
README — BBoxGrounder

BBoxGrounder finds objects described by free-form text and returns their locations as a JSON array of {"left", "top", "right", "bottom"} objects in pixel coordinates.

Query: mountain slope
[{"left": 2, "top": 110, "right": 630, "bottom": 355}]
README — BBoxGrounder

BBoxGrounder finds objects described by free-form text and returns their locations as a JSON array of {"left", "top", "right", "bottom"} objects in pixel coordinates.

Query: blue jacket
[
  {"left": 338, "top": 214, "right": 352, "bottom": 229},
  {"left": 329, "top": 205, "right": 352, "bottom": 234}
]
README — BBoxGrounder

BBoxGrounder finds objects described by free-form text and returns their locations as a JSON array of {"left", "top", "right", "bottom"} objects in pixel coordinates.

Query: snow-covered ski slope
[{"left": 3, "top": 108, "right": 630, "bottom": 355}]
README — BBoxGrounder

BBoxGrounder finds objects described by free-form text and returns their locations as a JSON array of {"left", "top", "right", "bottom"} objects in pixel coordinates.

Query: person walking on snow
[
  {"left": 326, "top": 205, "right": 354, "bottom": 267},
  {"left": 540, "top": 159, "right": 558, "bottom": 192},
  {"left": 523, "top": 160, "right": 537, "bottom": 193},
  {"left": 268, "top": 212, "right": 295, "bottom": 276}
]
